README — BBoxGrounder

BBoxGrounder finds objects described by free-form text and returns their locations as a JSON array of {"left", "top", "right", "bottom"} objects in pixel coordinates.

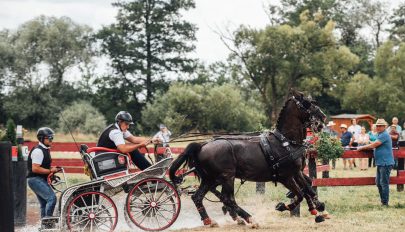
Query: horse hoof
[
  {"left": 222, "top": 206, "right": 228, "bottom": 215},
  {"left": 251, "top": 222, "right": 259, "bottom": 229},
  {"left": 316, "top": 202, "right": 325, "bottom": 212},
  {"left": 275, "top": 202, "right": 288, "bottom": 212},
  {"left": 236, "top": 217, "right": 246, "bottom": 225},
  {"left": 210, "top": 220, "right": 219, "bottom": 227},
  {"left": 315, "top": 215, "right": 325, "bottom": 223}
]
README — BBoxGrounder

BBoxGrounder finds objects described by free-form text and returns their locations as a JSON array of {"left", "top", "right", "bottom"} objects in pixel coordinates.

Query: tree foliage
[
  {"left": 58, "top": 101, "right": 106, "bottom": 135},
  {"left": 141, "top": 83, "right": 265, "bottom": 135},
  {"left": 97, "top": 0, "right": 197, "bottom": 103},
  {"left": 1, "top": 119, "right": 17, "bottom": 145},
  {"left": 224, "top": 11, "right": 358, "bottom": 124}
]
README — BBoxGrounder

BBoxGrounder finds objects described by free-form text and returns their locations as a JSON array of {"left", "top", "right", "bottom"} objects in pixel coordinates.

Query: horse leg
[
  {"left": 191, "top": 180, "right": 218, "bottom": 227},
  {"left": 276, "top": 178, "right": 304, "bottom": 212},
  {"left": 301, "top": 173, "right": 326, "bottom": 213},
  {"left": 210, "top": 187, "right": 246, "bottom": 225},
  {"left": 220, "top": 179, "right": 258, "bottom": 228}
]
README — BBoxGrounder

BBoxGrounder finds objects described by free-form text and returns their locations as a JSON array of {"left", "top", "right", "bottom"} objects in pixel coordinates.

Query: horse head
[{"left": 289, "top": 89, "right": 326, "bottom": 133}]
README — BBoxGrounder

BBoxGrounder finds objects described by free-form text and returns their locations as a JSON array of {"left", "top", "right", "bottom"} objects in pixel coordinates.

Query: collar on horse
[{"left": 260, "top": 129, "right": 307, "bottom": 184}]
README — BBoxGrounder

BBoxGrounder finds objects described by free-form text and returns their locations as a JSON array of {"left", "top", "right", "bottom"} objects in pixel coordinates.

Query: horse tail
[{"left": 169, "top": 142, "right": 202, "bottom": 185}]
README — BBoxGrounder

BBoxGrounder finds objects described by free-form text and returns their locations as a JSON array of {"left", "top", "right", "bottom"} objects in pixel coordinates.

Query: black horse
[{"left": 169, "top": 90, "right": 327, "bottom": 227}]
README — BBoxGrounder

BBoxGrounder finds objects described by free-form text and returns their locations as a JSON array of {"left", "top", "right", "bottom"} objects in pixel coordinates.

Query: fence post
[
  {"left": 397, "top": 158, "right": 404, "bottom": 192},
  {"left": 0, "top": 142, "right": 15, "bottom": 232},
  {"left": 322, "top": 159, "right": 329, "bottom": 178},
  {"left": 256, "top": 182, "right": 265, "bottom": 194}
]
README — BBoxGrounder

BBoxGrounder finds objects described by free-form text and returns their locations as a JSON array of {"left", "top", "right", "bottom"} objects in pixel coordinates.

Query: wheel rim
[
  {"left": 126, "top": 178, "right": 181, "bottom": 231},
  {"left": 66, "top": 191, "right": 118, "bottom": 232}
]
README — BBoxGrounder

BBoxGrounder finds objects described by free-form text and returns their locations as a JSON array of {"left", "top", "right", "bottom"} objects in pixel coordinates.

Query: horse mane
[{"left": 275, "top": 97, "right": 291, "bottom": 130}]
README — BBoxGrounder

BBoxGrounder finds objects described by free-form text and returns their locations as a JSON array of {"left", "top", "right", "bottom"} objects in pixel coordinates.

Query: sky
[{"left": 0, "top": 0, "right": 272, "bottom": 63}]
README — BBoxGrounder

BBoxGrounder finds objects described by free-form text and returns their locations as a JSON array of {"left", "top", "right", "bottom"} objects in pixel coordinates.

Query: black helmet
[
  {"left": 37, "top": 127, "right": 55, "bottom": 143},
  {"left": 115, "top": 111, "right": 134, "bottom": 124}
]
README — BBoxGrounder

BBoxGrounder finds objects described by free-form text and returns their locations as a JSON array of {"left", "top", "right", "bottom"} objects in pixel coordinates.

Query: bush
[
  {"left": 141, "top": 83, "right": 266, "bottom": 135},
  {"left": 1, "top": 119, "right": 17, "bottom": 145},
  {"left": 58, "top": 101, "right": 106, "bottom": 135},
  {"left": 315, "top": 132, "right": 344, "bottom": 161}
]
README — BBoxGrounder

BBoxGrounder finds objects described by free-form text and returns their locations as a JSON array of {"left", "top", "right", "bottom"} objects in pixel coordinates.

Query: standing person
[
  {"left": 27, "top": 127, "right": 58, "bottom": 219},
  {"left": 387, "top": 117, "right": 402, "bottom": 134},
  {"left": 356, "top": 126, "right": 370, "bottom": 170},
  {"left": 368, "top": 124, "right": 378, "bottom": 167},
  {"left": 324, "top": 121, "right": 338, "bottom": 137},
  {"left": 97, "top": 111, "right": 157, "bottom": 170},
  {"left": 340, "top": 124, "right": 353, "bottom": 170},
  {"left": 348, "top": 118, "right": 362, "bottom": 137},
  {"left": 358, "top": 119, "right": 394, "bottom": 206},
  {"left": 152, "top": 124, "right": 172, "bottom": 162},
  {"left": 389, "top": 125, "right": 400, "bottom": 148}
]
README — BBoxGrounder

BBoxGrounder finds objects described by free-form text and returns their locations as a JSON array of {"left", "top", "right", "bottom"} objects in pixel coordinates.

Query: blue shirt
[
  {"left": 374, "top": 130, "right": 395, "bottom": 166},
  {"left": 340, "top": 131, "right": 352, "bottom": 146}
]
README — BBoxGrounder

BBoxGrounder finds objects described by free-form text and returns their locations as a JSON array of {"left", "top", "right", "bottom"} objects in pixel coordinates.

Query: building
[{"left": 330, "top": 114, "right": 376, "bottom": 134}]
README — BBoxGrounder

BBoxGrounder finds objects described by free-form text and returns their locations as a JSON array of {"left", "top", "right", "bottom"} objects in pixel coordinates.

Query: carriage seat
[{"left": 84, "top": 147, "right": 130, "bottom": 179}]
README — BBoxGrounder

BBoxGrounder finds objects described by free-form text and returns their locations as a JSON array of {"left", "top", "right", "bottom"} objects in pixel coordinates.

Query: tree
[
  {"left": 389, "top": 3, "right": 405, "bottom": 43},
  {"left": 58, "top": 101, "right": 106, "bottom": 135},
  {"left": 342, "top": 41, "right": 405, "bottom": 119},
  {"left": 1, "top": 119, "right": 17, "bottom": 145},
  {"left": 97, "top": 0, "right": 197, "bottom": 104},
  {"left": 222, "top": 11, "right": 358, "bottom": 124},
  {"left": 141, "top": 83, "right": 265, "bottom": 134},
  {"left": 0, "top": 16, "right": 94, "bottom": 128}
]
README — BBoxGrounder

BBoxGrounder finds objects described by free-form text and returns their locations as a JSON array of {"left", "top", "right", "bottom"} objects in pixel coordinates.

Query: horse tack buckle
[
  {"left": 272, "top": 163, "right": 280, "bottom": 169},
  {"left": 282, "top": 141, "right": 289, "bottom": 147}
]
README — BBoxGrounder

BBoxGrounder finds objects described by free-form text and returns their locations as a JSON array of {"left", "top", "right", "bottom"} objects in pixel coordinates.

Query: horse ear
[{"left": 289, "top": 88, "right": 303, "bottom": 99}]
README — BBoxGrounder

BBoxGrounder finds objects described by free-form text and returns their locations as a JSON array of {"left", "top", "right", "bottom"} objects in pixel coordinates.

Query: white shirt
[
  {"left": 31, "top": 142, "right": 49, "bottom": 165},
  {"left": 348, "top": 125, "right": 361, "bottom": 136},
  {"left": 108, "top": 123, "right": 133, "bottom": 146},
  {"left": 153, "top": 130, "right": 172, "bottom": 146}
]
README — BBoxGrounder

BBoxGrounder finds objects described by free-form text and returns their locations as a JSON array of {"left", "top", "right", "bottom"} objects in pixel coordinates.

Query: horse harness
[{"left": 260, "top": 130, "right": 307, "bottom": 184}]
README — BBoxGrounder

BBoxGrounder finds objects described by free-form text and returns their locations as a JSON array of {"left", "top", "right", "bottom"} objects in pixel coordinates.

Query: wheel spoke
[
  {"left": 155, "top": 185, "right": 168, "bottom": 202},
  {"left": 157, "top": 193, "right": 175, "bottom": 205},
  {"left": 156, "top": 208, "right": 171, "bottom": 224},
  {"left": 138, "top": 207, "right": 153, "bottom": 225},
  {"left": 154, "top": 208, "right": 162, "bottom": 228},
  {"left": 137, "top": 185, "right": 152, "bottom": 202},
  {"left": 94, "top": 217, "right": 112, "bottom": 230},
  {"left": 80, "top": 219, "right": 90, "bottom": 232},
  {"left": 80, "top": 196, "right": 91, "bottom": 214},
  {"left": 95, "top": 206, "right": 113, "bottom": 216},
  {"left": 71, "top": 217, "right": 88, "bottom": 227}
]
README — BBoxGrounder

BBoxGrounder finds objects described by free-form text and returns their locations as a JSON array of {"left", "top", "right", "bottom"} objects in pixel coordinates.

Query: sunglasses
[{"left": 46, "top": 136, "right": 54, "bottom": 142}]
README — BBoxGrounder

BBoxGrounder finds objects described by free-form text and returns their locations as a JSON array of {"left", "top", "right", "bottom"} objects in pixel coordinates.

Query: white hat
[
  {"left": 327, "top": 121, "right": 336, "bottom": 127},
  {"left": 375, "top": 119, "right": 388, "bottom": 126},
  {"left": 340, "top": 124, "right": 347, "bottom": 129}
]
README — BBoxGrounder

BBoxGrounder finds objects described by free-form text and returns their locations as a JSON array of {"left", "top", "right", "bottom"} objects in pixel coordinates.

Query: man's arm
[
  {"left": 358, "top": 140, "right": 382, "bottom": 151},
  {"left": 32, "top": 164, "right": 58, "bottom": 174}
]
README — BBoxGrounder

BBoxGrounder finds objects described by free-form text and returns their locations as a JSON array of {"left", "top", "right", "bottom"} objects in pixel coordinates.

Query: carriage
[{"left": 40, "top": 144, "right": 181, "bottom": 232}]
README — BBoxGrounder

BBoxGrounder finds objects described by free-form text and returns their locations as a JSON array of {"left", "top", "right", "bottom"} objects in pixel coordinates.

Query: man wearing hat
[
  {"left": 340, "top": 123, "right": 353, "bottom": 170},
  {"left": 152, "top": 124, "right": 172, "bottom": 162},
  {"left": 324, "top": 121, "right": 337, "bottom": 137},
  {"left": 358, "top": 118, "right": 394, "bottom": 206}
]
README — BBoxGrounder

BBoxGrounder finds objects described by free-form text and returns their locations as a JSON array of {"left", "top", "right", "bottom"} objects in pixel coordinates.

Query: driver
[
  {"left": 97, "top": 111, "right": 156, "bottom": 170},
  {"left": 27, "top": 127, "right": 58, "bottom": 219}
]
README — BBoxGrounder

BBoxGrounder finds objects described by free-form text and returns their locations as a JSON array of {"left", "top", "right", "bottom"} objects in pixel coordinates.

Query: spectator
[
  {"left": 389, "top": 125, "right": 399, "bottom": 148},
  {"left": 368, "top": 124, "right": 378, "bottom": 167},
  {"left": 356, "top": 126, "right": 370, "bottom": 170},
  {"left": 152, "top": 124, "right": 172, "bottom": 162},
  {"left": 340, "top": 124, "right": 353, "bottom": 170},
  {"left": 358, "top": 118, "right": 394, "bottom": 206},
  {"left": 348, "top": 118, "right": 362, "bottom": 137},
  {"left": 387, "top": 117, "right": 402, "bottom": 134},
  {"left": 324, "top": 121, "right": 338, "bottom": 137}
]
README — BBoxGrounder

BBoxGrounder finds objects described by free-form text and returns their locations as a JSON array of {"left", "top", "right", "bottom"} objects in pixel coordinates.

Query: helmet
[
  {"left": 115, "top": 111, "right": 134, "bottom": 124},
  {"left": 37, "top": 127, "right": 55, "bottom": 143}
]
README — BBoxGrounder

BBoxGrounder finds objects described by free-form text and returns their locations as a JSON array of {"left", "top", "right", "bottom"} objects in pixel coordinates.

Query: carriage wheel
[
  {"left": 126, "top": 178, "right": 181, "bottom": 231},
  {"left": 66, "top": 191, "right": 118, "bottom": 232}
]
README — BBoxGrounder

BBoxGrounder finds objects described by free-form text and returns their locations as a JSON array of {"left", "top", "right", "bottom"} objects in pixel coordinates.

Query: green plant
[
  {"left": 2, "top": 119, "right": 17, "bottom": 145},
  {"left": 315, "top": 132, "right": 344, "bottom": 161}
]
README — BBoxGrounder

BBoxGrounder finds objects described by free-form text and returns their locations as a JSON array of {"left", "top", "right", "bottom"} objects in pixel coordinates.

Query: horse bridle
[{"left": 291, "top": 96, "right": 325, "bottom": 132}]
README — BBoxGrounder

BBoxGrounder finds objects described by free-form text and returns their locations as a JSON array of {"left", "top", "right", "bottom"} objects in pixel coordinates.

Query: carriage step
[{"left": 40, "top": 216, "right": 60, "bottom": 231}]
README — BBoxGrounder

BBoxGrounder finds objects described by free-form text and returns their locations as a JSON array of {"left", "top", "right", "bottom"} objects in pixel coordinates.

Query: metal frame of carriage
[{"left": 40, "top": 144, "right": 181, "bottom": 232}]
